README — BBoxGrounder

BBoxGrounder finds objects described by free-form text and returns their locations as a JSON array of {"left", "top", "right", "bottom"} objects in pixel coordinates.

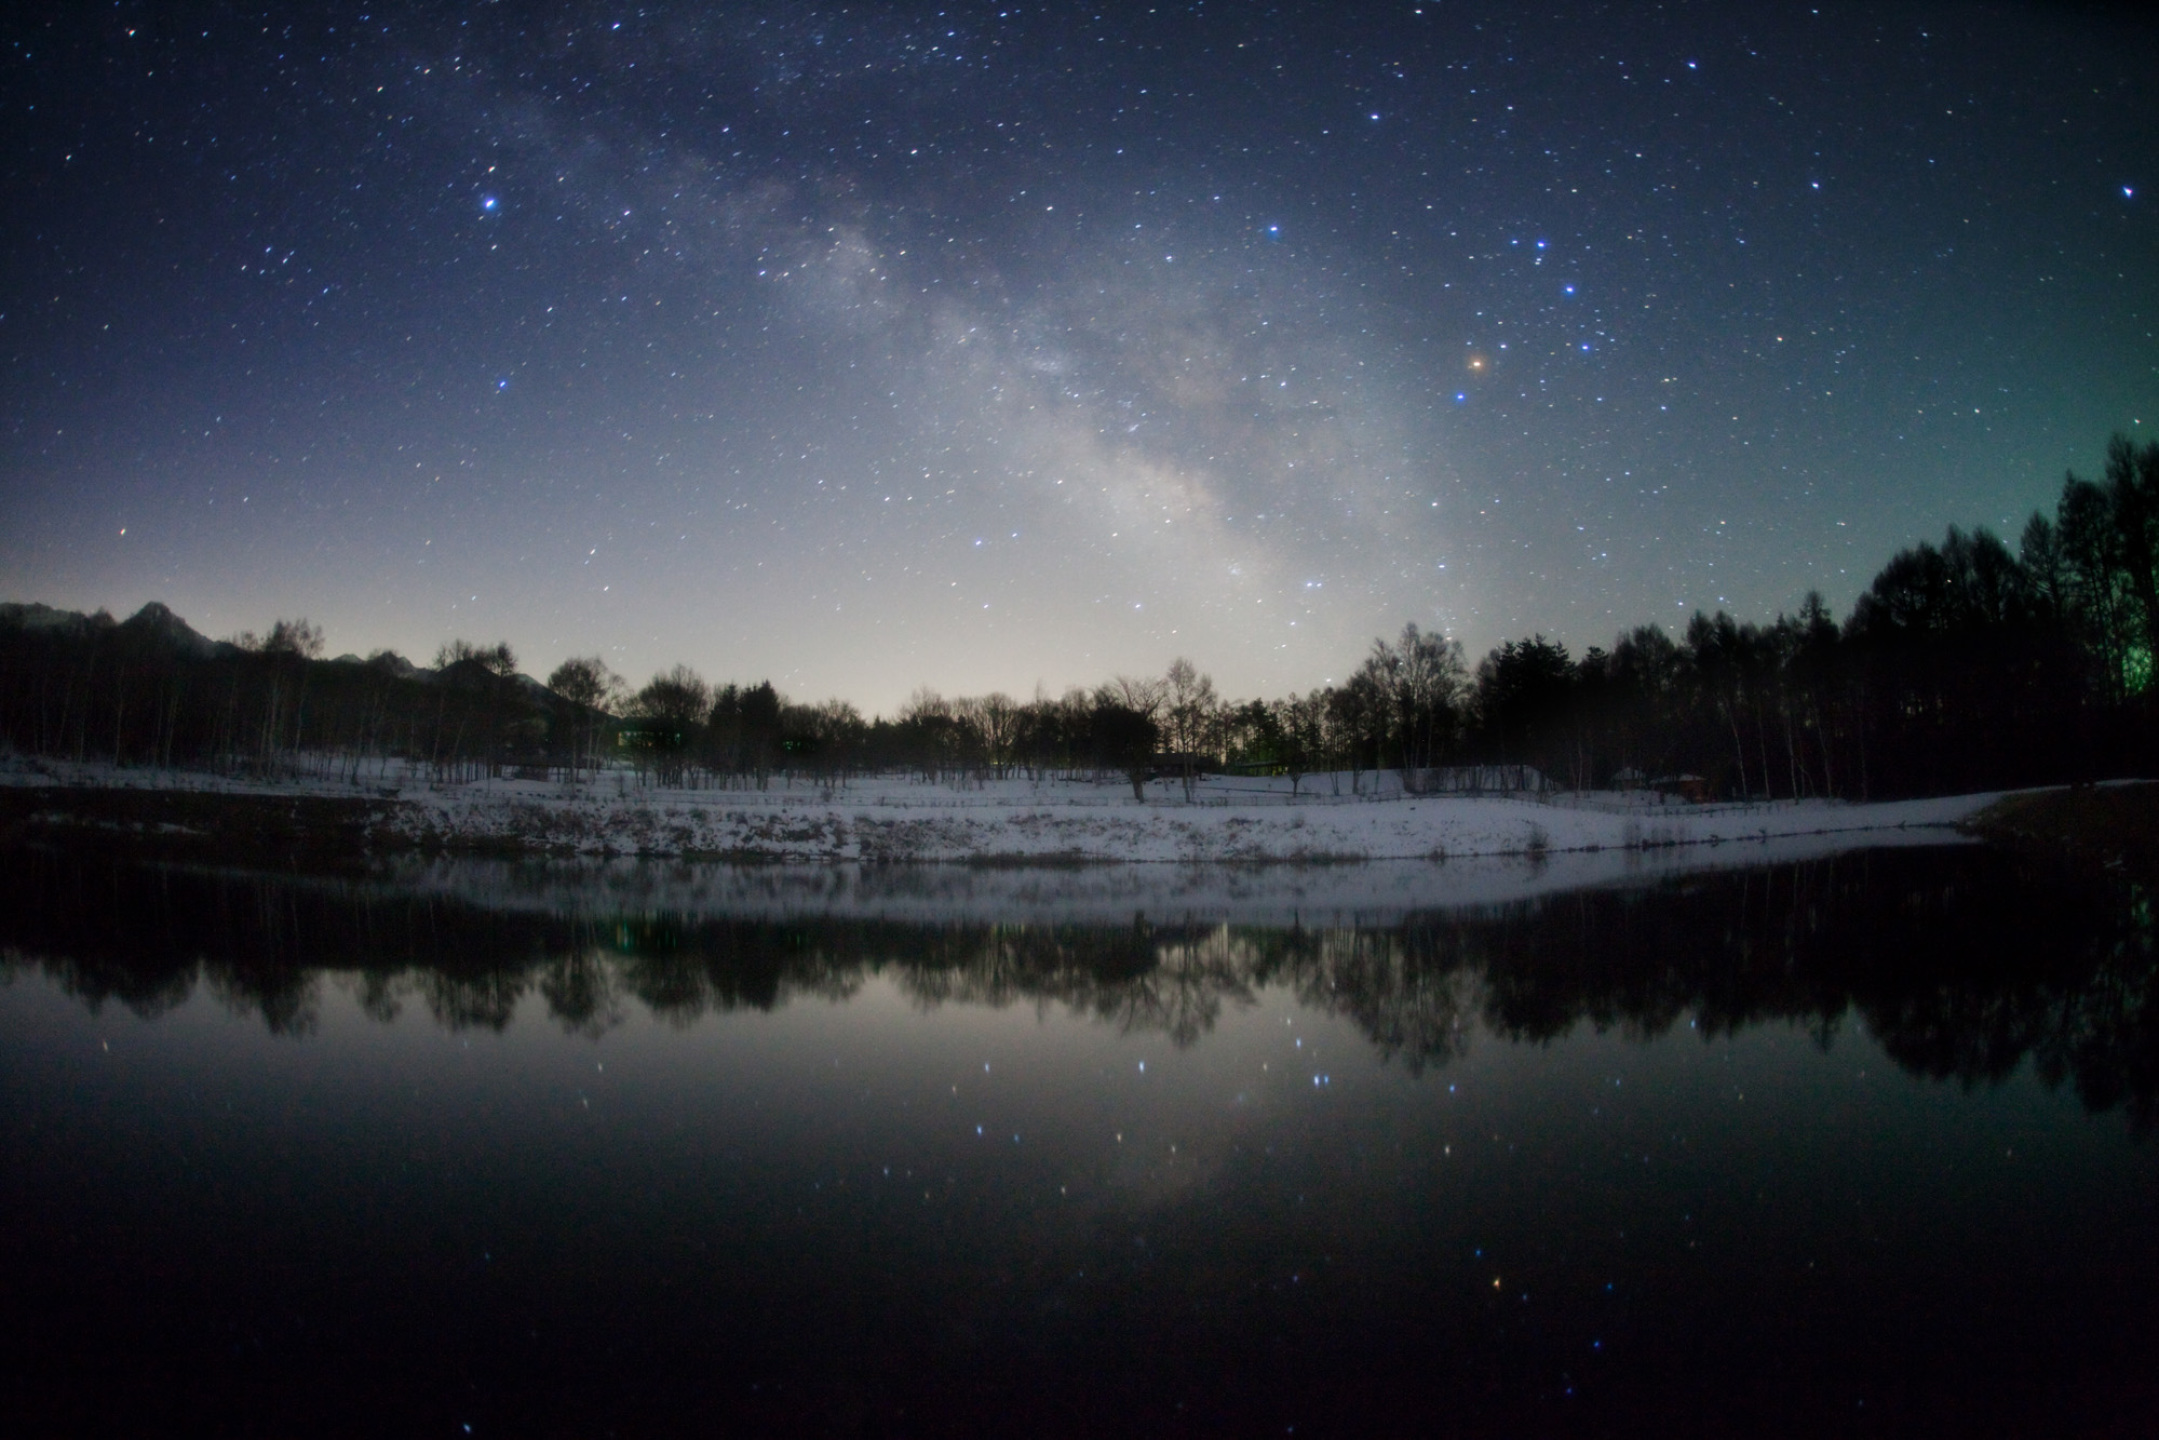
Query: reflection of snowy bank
[
  {"left": 1, "top": 757, "right": 2001, "bottom": 867},
  {"left": 381, "top": 825, "right": 1977, "bottom": 927},
  {"left": 412, "top": 774, "right": 2001, "bottom": 865}
]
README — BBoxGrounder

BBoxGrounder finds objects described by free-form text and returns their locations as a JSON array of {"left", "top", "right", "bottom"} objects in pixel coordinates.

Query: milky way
[{"left": 2, "top": 1, "right": 2153, "bottom": 709}]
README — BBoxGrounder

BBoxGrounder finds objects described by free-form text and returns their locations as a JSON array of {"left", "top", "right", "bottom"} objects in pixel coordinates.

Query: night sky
[{"left": 3, "top": 2, "right": 2153, "bottom": 711}]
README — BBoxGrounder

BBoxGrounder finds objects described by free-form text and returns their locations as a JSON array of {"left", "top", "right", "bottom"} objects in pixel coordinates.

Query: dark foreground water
[{"left": 2, "top": 845, "right": 2156, "bottom": 1438}]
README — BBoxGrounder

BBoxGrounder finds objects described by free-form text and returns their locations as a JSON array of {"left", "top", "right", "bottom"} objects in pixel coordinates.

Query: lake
[{"left": 2, "top": 842, "right": 2154, "bottom": 1436}]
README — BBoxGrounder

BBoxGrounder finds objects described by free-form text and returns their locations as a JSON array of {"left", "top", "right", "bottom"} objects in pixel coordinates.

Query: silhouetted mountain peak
[{"left": 119, "top": 602, "right": 226, "bottom": 658}]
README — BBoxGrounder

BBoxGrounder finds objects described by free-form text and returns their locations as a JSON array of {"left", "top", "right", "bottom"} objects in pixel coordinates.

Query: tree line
[{"left": 3, "top": 432, "right": 2154, "bottom": 800}]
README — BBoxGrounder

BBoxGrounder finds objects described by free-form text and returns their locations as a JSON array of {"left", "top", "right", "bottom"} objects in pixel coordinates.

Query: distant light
[
  {"left": 481, "top": 195, "right": 498, "bottom": 211},
  {"left": 2126, "top": 185, "right": 2137, "bottom": 199}
]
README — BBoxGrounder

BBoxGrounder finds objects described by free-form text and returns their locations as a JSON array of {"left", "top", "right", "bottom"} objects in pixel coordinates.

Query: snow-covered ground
[{"left": 0, "top": 754, "right": 2007, "bottom": 865}]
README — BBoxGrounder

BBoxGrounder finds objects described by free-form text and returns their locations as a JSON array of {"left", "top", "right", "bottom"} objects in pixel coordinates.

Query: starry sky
[{"left": 2, "top": 1, "right": 2154, "bottom": 711}]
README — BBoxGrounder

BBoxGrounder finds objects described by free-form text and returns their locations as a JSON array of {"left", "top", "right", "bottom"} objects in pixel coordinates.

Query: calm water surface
[{"left": 2, "top": 844, "right": 2155, "bottom": 1437}]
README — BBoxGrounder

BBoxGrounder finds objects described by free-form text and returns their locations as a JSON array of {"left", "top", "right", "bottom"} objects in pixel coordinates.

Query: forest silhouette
[{"left": 4, "top": 433, "right": 2156, "bottom": 800}]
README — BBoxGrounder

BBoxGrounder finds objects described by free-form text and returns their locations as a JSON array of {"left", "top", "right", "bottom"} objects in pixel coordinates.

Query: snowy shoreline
[{"left": 0, "top": 756, "right": 2009, "bottom": 866}]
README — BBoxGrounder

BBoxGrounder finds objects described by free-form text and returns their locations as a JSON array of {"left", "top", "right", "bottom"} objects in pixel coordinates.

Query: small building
[
  {"left": 1649, "top": 774, "right": 1709, "bottom": 803},
  {"left": 614, "top": 720, "right": 688, "bottom": 754},
  {"left": 1610, "top": 767, "right": 1647, "bottom": 791}
]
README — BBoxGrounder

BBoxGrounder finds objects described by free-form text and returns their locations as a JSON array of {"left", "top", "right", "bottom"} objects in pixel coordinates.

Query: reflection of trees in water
[
  {"left": 1862, "top": 927, "right": 2159, "bottom": 1128},
  {"left": 417, "top": 964, "right": 526, "bottom": 1033},
  {"left": 1259, "top": 928, "right": 1479, "bottom": 1074},
  {"left": 3, "top": 846, "right": 2156, "bottom": 1127},
  {"left": 347, "top": 967, "right": 406, "bottom": 1025},
  {"left": 537, "top": 949, "right": 625, "bottom": 1039},
  {"left": 895, "top": 922, "right": 1256, "bottom": 1047}
]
